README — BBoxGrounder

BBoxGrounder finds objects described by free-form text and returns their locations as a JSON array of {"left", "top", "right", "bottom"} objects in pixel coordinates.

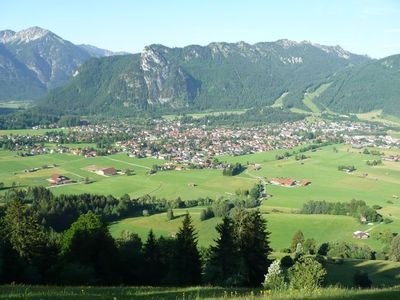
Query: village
[{"left": 2, "top": 119, "right": 399, "bottom": 168}]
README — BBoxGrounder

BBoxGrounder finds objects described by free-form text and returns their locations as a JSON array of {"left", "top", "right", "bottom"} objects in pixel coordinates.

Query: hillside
[
  {"left": 316, "top": 54, "right": 400, "bottom": 117},
  {"left": 0, "top": 43, "right": 46, "bottom": 99},
  {"left": 39, "top": 40, "right": 369, "bottom": 115},
  {"left": 0, "top": 27, "right": 123, "bottom": 100}
]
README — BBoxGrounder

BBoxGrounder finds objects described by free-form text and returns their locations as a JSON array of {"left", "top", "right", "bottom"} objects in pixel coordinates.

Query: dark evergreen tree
[
  {"left": 116, "top": 230, "right": 143, "bottom": 284},
  {"left": 233, "top": 209, "right": 272, "bottom": 287},
  {"left": 142, "top": 230, "right": 163, "bottom": 285},
  {"left": 170, "top": 214, "right": 202, "bottom": 285},
  {"left": 60, "top": 212, "right": 119, "bottom": 284},
  {"left": 204, "top": 217, "right": 240, "bottom": 286}
]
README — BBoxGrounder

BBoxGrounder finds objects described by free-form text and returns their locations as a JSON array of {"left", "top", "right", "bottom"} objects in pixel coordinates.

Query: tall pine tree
[
  {"left": 204, "top": 217, "right": 240, "bottom": 286},
  {"left": 233, "top": 209, "right": 272, "bottom": 287},
  {"left": 142, "top": 230, "right": 163, "bottom": 285},
  {"left": 170, "top": 214, "right": 202, "bottom": 285}
]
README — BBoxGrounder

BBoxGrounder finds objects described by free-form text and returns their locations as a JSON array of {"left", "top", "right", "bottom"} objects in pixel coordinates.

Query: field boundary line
[{"left": 105, "top": 156, "right": 151, "bottom": 170}]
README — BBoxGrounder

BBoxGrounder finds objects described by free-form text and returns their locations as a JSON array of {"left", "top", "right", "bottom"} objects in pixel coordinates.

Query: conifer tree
[
  {"left": 204, "top": 217, "right": 239, "bottom": 286},
  {"left": 232, "top": 209, "right": 272, "bottom": 286},
  {"left": 142, "top": 230, "right": 162, "bottom": 285},
  {"left": 171, "top": 214, "right": 202, "bottom": 285}
]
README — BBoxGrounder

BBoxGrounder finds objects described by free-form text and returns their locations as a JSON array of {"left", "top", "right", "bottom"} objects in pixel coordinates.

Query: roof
[
  {"left": 101, "top": 167, "right": 116, "bottom": 174},
  {"left": 271, "top": 177, "right": 295, "bottom": 186}
]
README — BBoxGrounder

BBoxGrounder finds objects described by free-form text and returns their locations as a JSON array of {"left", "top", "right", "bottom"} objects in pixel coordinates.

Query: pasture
[
  {"left": 162, "top": 109, "right": 247, "bottom": 120},
  {"left": 1, "top": 143, "right": 399, "bottom": 257}
]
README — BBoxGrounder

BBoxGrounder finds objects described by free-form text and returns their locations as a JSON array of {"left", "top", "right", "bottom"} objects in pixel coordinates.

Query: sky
[{"left": 2, "top": 0, "right": 400, "bottom": 58}]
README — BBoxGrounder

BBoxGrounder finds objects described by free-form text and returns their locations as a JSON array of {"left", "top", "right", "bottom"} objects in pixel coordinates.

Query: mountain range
[
  {"left": 1, "top": 26, "right": 399, "bottom": 118},
  {"left": 41, "top": 39, "right": 372, "bottom": 115},
  {"left": 0, "top": 26, "right": 125, "bottom": 100}
]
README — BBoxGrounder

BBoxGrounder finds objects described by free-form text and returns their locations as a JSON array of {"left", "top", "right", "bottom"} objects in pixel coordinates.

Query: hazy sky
[{"left": 2, "top": 0, "right": 400, "bottom": 58}]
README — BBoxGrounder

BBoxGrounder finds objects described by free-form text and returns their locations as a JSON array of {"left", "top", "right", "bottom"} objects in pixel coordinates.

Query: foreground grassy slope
[{"left": 0, "top": 285, "right": 399, "bottom": 300}]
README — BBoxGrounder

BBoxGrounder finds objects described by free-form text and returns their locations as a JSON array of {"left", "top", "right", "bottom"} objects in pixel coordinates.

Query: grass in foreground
[{"left": 0, "top": 285, "right": 399, "bottom": 300}]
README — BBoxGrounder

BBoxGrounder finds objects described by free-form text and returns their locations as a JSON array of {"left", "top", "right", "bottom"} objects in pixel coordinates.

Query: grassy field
[
  {"left": 0, "top": 152, "right": 256, "bottom": 199},
  {"left": 271, "top": 92, "right": 289, "bottom": 108},
  {"left": 302, "top": 83, "right": 331, "bottom": 114},
  {"left": 1, "top": 144, "right": 399, "bottom": 253},
  {"left": 0, "top": 128, "right": 69, "bottom": 136},
  {"left": 325, "top": 259, "right": 400, "bottom": 287},
  {"left": 162, "top": 109, "right": 247, "bottom": 120},
  {"left": 0, "top": 285, "right": 399, "bottom": 299},
  {"left": 0, "top": 100, "right": 32, "bottom": 108},
  {"left": 356, "top": 110, "right": 400, "bottom": 127}
]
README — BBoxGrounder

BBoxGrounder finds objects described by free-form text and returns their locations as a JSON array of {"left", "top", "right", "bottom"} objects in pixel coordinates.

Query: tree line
[
  {"left": 299, "top": 199, "right": 383, "bottom": 223},
  {"left": 0, "top": 199, "right": 271, "bottom": 287}
]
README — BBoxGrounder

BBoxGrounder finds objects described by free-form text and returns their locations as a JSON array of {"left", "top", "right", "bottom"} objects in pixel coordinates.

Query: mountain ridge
[
  {"left": 40, "top": 39, "right": 370, "bottom": 115},
  {"left": 0, "top": 26, "right": 127, "bottom": 100}
]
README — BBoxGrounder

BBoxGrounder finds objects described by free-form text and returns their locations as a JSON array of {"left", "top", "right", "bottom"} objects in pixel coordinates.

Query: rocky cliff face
[{"left": 140, "top": 46, "right": 200, "bottom": 107}]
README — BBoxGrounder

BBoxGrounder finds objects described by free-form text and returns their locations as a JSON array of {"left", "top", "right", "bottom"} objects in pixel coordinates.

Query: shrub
[
  {"left": 383, "top": 218, "right": 393, "bottom": 224},
  {"left": 263, "top": 260, "right": 287, "bottom": 291},
  {"left": 200, "top": 207, "right": 214, "bottom": 221},
  {"left": 288, "top": 257, "right": 326, "bottom": 291}
]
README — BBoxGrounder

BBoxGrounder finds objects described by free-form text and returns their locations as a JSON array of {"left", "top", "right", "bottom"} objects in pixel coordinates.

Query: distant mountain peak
[
  {"left": 275, "top": 39, "right": 299, "bottom": 48},
  {"left": 0, "top": 26, "right": 54, "bottom": 44},
  {"left": 0, "top": 29, "right": 16, "bottom": 42}
]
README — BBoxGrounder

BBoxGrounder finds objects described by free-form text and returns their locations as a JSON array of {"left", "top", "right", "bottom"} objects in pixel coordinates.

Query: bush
[
  {"left": 288, "top": 257, "right": 326, "bottom": 291},
  {"left": 199, "top": 207, "right": 214, "bottom": 221},
  {"left": 383, "top": 218, "right": 393, "bottom": 224},
  {"left": 263, "top": 260, "right": 287, "bottom": 291},
  {"left": 353, "top": 270, "right": 372, "bottom": 288}
]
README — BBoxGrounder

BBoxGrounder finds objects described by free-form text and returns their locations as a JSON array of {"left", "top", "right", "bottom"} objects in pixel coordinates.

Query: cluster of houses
[
  {"left": 269, "top": 177, "right": 311, "bottom": 187},
  {"left": 2, "top": 117, "right": 399, "bottom": 167}
]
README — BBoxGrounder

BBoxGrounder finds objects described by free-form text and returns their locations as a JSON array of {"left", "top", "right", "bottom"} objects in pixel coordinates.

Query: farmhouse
[
  {"left": 83, "top": 165, "right": 117, "bottom": 176},
  {"left": 353, "top": 231, "right": 369, "bottom": 239},
  {"left": 269, "top": 177, "right": 312, "bottom": 187},
  {"left": 47, "top": 174, "right": 72, "bottom": 185},
  {"left": 96, "top": 167, "right": 117, "bottom": 176},
  {"left": 270, "top": 178, "right": 296, "bottom": 187}
]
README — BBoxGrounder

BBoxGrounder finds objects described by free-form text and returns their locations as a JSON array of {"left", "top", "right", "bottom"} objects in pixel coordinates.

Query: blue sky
[{"left": 2, "top": 0, "right": 400, "bottom": 58}]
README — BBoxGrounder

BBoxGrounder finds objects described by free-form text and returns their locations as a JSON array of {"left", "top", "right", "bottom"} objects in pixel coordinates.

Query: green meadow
[
  {"left": 302, "top": 83, "right": 331, "bottom": 114},
  {"left": 1, "top": 143, "right": 400, "bottom": 255},
  {"left": 0, "top": 285, "right": 399, "bottom": 299},
  {"left": 162, "top": 109, "right": 247, "bottom": 120},
  {"left": 0, "top": 128, "right": 69, "bottom": 136}
]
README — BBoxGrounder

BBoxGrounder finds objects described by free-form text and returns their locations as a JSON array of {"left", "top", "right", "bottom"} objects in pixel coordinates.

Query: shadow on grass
[{"left": 325, "top": 259, "right": 400, "bottom": 288}]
